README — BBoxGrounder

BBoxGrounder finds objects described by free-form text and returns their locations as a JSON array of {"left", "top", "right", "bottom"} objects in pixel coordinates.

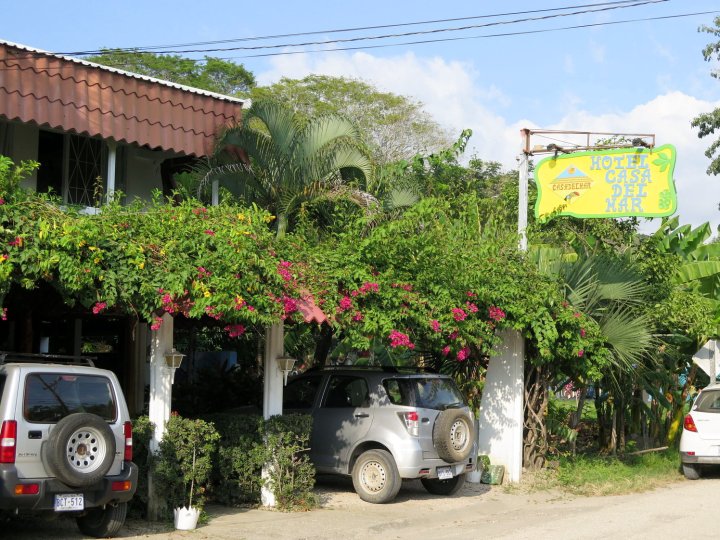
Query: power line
[
  {"left": 57, "top": 0, "right": 666, "bottom": 57},
  {"left": 219, "top": 10, "right": 720, "bottom": 61},
  {"left": 54, "top": 0, "right": 666, "bottom": 56}
]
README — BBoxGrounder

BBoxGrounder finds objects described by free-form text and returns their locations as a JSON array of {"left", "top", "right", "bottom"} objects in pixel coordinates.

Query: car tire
[
  {"left": 421, "top": 472, "right": 466, "bottom": 495},
  {"left": 433, "top": 409, "right": 475, "bottom": 463},
  {"left": 351, "top": 449, "right": 401, "bottom": 504},
  {"left": 76, "top": 502, "right": 127, "bottom": 538},
  {"left": 682, "top": 463, "right": 701, "bottom": 480},
  {"left": 44, "top": 413, "right": 116, "bottom": 488}
]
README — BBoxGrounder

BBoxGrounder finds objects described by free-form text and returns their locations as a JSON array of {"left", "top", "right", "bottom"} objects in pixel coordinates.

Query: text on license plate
[
  {"left": 54, "top": 494, "right": 84, "bottom": 512},
  {"left": 437, "top": 466, "right": 453, "bottom": 480}
]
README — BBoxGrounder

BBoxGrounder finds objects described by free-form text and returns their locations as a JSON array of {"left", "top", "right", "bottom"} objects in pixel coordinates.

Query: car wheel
[
  {"left": 421, "top": 472, "right": 466, "bottom": 495},
  {"left": 76, "top": 502, "right": 127, "bottom": 538},
  {"left": 433, "top": 409, "right": 475, "bottom": 463},
  {"left": 351, "top": 449, "right": 401, "bottom": 504},
  {"left": 44, "top": 413, "right": 116, "bottom": 488},
  {"left": 682, "top": 463, "right": 701, "bottom": 480}
]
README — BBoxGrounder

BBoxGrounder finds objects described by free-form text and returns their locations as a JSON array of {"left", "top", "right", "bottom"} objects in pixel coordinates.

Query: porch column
[
  {"left": 106, "top": 140, "right": 117, "bottom": 202},
  {"left": 148, "top": 313, "right": 175, "bottom": 452},
  {"left": 477, "top": 329, "right": 524, "bottom": 483},
  {"left": 261, "top": 322, "right": 285, "bottom": 507}
]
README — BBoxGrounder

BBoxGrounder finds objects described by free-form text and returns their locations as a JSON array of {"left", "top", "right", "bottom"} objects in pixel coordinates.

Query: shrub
[
  {"left": 152, "top": 416, "right": 220, "bottom": 518},
  {"left": 259, "top": 414, "right": 316, "bottom": 511},
  {"left": 129, "top": 416, "right": 154, "bottom": 517}
]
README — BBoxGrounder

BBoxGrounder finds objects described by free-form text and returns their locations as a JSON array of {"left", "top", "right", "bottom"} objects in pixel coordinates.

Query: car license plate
[
  {"left": 54, "top": 494, "right": 84, "bottom": 512},
  {"left": 437, "top": 466, "right": 453, "bottom": 480}
]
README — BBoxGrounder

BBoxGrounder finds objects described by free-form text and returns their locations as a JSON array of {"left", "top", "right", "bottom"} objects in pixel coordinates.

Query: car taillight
[
  {"left": 684, "top": 414, "right": 698, "bottom": 433},
  {"left": 399, "top": 411, "right": 419, "bottom": 437},
  {"left": 123, "top": 421, "right": 133, "bottom": 461},
  {"left": 0, "top": 420, "right": 17, "bottom": 464},
  {"left": 112, "top": 481, "right": 132, "bottom": 492},
  {"left": 14, "top": 484, "right": 39, "bottom": 495}
]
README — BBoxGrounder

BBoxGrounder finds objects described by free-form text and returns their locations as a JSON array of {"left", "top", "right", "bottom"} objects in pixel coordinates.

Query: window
[
  {"left": 284, "top": 376, "right": 322, "bottom": 410},
  {"left": 382, "top": 377, "right": 465, "bottom": 410},
  {"left": 24, "top": 373, "right": 116, "bottom": 423},
  {"left": 694, "top": 390, "right": 720, "bottom": 413},
  {"left": 323, "top": 376, "right": 369, "bottom": 408},
  {"left": 0, "top": 374, "right": 6, "bottom": 402}
]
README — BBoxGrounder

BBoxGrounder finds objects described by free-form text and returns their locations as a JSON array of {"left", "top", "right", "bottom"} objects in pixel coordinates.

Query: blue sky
[{"left": 3, "top": 0, "right": 720, "bottom": 231}]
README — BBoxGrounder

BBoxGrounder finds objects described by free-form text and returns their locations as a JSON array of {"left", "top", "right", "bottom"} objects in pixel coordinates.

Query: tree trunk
[
  {"left": 313, "top": 324, "right": 333, "bottom": 366},
  {"left": 568, "top": 388, "right": 587, "bottom": 456},
  {"left": 523, "top": 364, "right": 551, "bottom": 469}
]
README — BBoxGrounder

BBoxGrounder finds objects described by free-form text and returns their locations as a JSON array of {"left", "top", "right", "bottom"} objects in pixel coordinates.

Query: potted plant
[{"left": 173, "top": 445, "right": 200, "bottom": 530}]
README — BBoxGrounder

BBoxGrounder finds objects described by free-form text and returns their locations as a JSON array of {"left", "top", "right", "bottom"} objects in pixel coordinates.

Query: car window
[
  {"left": 323, "top": 376, "right": 370, "bottom": 408},
  {"left": 694, "top": 390, "right": 720, "bottom": 413},
  {"left": 0, "top": 373, "right": 5, "bottom": 400},
  {"left": 383, "top": 377, "right": 465, "bottom": 410},
  {"left": 284, "top": 376, "right": 322, "bottom": 410},
  {"left": 24, "top": 373, "right": 117, "bottom": 423}
]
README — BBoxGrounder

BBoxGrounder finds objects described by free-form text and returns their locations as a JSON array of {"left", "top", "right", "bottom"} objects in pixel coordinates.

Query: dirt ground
[{"left": 3, "top": 474, "right": 719, "bottom": 539}]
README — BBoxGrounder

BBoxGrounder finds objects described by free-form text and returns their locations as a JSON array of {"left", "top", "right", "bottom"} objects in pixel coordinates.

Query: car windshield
[
  {"left": 383, "top": 377, "right": 465, "bottom": 410},
  {"left": 24, "top": 373, "right": 117, "bottom": 423},
  {"left": 693, "top": 389, "right": 720, "bottom": 413}
]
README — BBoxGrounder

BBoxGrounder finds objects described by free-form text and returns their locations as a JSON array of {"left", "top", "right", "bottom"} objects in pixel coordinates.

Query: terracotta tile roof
[
  {"left": 0, "top": 40, "right": 245, "bottom": 157},
  {"left": 295, "top": 294, "right": 329, "bottom": 325}
]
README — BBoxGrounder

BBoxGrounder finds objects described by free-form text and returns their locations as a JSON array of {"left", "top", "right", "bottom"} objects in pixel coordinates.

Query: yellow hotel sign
[{"left": 534, "top": 144, "right": 677, "bottom": 220}]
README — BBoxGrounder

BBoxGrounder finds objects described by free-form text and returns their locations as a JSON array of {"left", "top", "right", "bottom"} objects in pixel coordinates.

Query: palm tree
[{"left": 209, "top": 99, "right": 373, "bottom": 237}]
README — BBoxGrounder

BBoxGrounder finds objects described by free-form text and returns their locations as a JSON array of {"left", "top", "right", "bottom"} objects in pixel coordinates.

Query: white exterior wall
[
  {"left": 477, "top": 329, "right": 524, "bottom": 483},
  {"left": 123, "top": 146, "right": 166, "bottom": 202}
]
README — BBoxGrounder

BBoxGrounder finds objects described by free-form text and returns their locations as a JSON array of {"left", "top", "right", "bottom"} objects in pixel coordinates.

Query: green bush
[
  {"left": 259, "top": 414, "right": 316, "bottom": 511},
  {"left": 129, "top": 416, "right": 154, "bottom": 517},
  {"left": 152, "top": 416, "right": 220, "bottom": 518}
]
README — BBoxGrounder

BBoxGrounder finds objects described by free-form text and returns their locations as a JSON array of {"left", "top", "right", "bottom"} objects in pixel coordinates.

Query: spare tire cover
[
  {"left": 432, "top": 409, "right": 475, "bottom": 463},
  {"left": 43, "top": 413, "right": 116, "bottom": 488}
]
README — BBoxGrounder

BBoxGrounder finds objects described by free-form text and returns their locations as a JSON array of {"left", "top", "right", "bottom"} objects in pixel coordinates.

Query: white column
[
  {"left": 477, "top": 329, "right": 524, "bottom": 483},
  {"left": 106, "top": 140, "right": 117, "bottom": 203},
  {"left": 148, "top": 313, "right": 175, "bottom": 452},
  {"left": 261, "top": 322, "right": 285, "bottom": 507},
  {"left": 211, "top": 179, "right": 219, "bottom": 206}
]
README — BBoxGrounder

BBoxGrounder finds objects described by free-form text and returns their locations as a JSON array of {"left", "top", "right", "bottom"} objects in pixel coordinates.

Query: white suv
[
  {"left": 680, "top": 382, "right": 720, "bottom": 479},
  {"left": 0, "top": 353, "right": 137, "bottom": 537}
]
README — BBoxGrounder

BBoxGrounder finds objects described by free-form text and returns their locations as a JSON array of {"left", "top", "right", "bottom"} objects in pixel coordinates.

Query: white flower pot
[
  {"left": 467, "top": 469, "right": 482, "bottom": 483},
  {"left": 174, "top": 506, "right": 200, "bottom": 530}
]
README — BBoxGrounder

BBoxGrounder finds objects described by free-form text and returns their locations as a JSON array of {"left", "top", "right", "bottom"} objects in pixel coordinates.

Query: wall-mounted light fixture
[{"left": 276, "top": 356, "right": 296, "bottom": 386}]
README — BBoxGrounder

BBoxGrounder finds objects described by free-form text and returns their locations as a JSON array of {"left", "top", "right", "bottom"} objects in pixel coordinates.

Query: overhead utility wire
[
  {"left": 56, "top": 0, "right": 666, "bottom": 55},
  {"left": 56, "top": 0, "right": 666, "bottom": 56},
  {"left": 222, "top": 9, "right": 720, "bottom": 60}
]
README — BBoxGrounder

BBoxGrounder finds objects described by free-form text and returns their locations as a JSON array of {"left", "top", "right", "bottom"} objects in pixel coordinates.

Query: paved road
[{"left": 2, "top": 475, "right": 716, "bottom": 539}]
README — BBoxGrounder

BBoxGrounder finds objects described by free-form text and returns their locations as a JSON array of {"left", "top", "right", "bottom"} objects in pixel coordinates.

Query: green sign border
[{"left": 533, "top": 144, "right": 678, "bottom": 220}]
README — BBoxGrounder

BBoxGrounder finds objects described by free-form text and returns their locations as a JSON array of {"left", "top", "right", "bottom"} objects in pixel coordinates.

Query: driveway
[{"left": 4, "top": 474, "right": 717, "bottom": 539}]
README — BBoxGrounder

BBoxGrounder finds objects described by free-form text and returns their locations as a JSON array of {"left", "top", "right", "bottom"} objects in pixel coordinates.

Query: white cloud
[{"left": 259, "top": 52, "right": 720, "bottom": 235}]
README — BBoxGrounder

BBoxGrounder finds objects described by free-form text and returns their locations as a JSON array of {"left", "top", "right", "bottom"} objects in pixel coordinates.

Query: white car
[{"left": 679, "top": 382, "right": 720, "bottom": 479}]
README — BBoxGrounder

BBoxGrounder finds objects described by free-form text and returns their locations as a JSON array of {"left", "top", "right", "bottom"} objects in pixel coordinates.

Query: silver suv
[
  {"left": 0, "top": 353, "right": 138, "bottom": 537},
  {"left": 284, "top": 367, "right": 476, "bottom": 503}
]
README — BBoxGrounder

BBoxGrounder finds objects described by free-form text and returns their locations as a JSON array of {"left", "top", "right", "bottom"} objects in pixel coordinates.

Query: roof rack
[
  {"left": 0, "top": 351, "right": 96, "bottom": 367},
  {"left": 310, "top": 364, "right": 438, "bottom": 374}
]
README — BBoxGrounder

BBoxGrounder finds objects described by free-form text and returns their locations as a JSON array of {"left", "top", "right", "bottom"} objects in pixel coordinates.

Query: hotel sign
[{"left": 534, "top": 144, "right": 677, "bottom": 220}]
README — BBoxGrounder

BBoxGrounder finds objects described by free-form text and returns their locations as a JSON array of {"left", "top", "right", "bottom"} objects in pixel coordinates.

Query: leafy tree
[
  {"left": 86, "top": 49, "right": 256, "bottom": 96},
  {"left": 691, "top": 16, "right": 720, "bottom": 176},
  {"left": 252, "top": 75, "right": 452, "bottom": 164},
  {"left": 211, "top": 99, "right": 372, "bottom": 237}
]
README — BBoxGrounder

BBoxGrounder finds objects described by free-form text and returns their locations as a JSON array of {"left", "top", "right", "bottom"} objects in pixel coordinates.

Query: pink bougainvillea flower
[
  {"left": 192, "top": 207, "right": 208, "bottom": 215},
  {"left": 204, "top": 229, "right": 216, "bottom": 236},
  {"left": 277, "top": 261, "right": 293, "bottom": 282},
  {"left": 0, "top": 197, "right": 5, "bottom": 205},
  {"left": 577, "top": 349, "right": 585, "bottom": 357},
  {"left": 359, "top": 282, "right": 379, "bottom": 294},
  {"left": 580, "top": 328, "right": 586, "bottom": 338},
  {"left": 457, "top": 347, "right": 470, "bottom": 361},
  {"left": 466, "top": 302, "right": 479, "bottom": 313},
  {"left": 573, "top": 312, "right": 582, "bottom": 318},
  {"left": 92, "top": 302, "right": 107, "bottom": 315},
  {"left": 442, "top": 346, "right": 451, "bottom": 357},
  {"left": 197, "top": 266, "right": 212, "bottom": 278},
  {"left": 430, "top": 319, "right": 441, "bottom": 332},
  {"left": 388, "top": 330, "right": 415, "bottom": 349},
  {"left": 282, "top": 296, "right": 298, "bottom": 318},
  {"left": 224, "top": 324, "right": 246, "bottom": 338},
  {"left": 8, "top": 237, "right": 22, "bottom": 247},
  {"left": 488, "top": 306, "right": 506, "bottom": 322},
  {"left": 466, "top": 291, "right": 477, "bottom": 297},
  {"left": 337, "top": 295, "right": 353, "bottom": 313},
  {"left": 150, "top": 317, "right": 163, "bottom": 331},
  {"left": 0, "top": 254, "right": 8, "bottom": 262},
  {"left": 352, "top": 311, "right": 364, "bottom": 322},
  {"left": 1, "top": 308, "right": 7, "bottom": 321},
  {"left": 452, "top": 308, "right": 467, "bottom": 321},
  {"left": 449, "top": 331, "right": 459, "bottom": 340}
]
